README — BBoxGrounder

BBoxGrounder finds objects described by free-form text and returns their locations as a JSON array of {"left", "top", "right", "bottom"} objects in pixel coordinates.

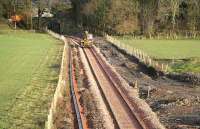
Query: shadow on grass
[{"left": 47, "top": 63, "right": 61, "bottom": 84}]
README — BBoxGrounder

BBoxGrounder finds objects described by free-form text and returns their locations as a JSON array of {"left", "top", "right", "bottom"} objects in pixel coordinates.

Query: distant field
[
  {"left": 0, "top": 23, "right": 63, "bottom": 128},
  {"left": 115, "top": 36, "right": 200, "bottom": 59},
  {"left": 115, "top": 36, "right": 200, "bottom": 73}
]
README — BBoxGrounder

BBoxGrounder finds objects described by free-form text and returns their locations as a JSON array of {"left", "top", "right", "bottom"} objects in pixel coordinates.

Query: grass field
[
  {"left": 0, "top": 23, "right": 63, "bottom": 128},
  {"left": 115, "top": 36, "right": 200, "bottom": 73}
]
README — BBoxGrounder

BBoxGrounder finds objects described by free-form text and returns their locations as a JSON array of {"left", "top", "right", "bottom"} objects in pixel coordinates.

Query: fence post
[
  {"left": 138, "top": 50, "right": 140, "bottom": 59},
  {"left": 132, "top": 48, "right": 134, "bottom": 56},
  {"left": 165, "top": 64, "right": 168, "bottom": 73},
  {"left": 160, "top": 63, "right": 163, "bottom": 70},
  {"left": 149, "top": 58, "right": 152, "bottom": 66},
  {"left": 136, "top": 49, "right": 138, "bottom": 58},
  {"left": 147, "top": 86, "right": 151, "bottom": 98}
]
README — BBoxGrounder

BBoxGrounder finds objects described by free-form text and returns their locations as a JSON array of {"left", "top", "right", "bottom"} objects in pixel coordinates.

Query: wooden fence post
[
  {"left": 149, "top": 58, "right": 152, "bottom": 66},
  {"left": 161, "top": 63, "right": 164, "bottom": 71},
  {"left": 165, "top": 64, "right": 168, "bottom": 73}
]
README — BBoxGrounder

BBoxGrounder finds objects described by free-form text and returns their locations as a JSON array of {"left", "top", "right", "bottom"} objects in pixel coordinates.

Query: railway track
[
  {"left": 69, "top": 36, "right": 144, "bottom": 128},
  {"left": 69, "top": 37, "right": 164, "bottom": 129},
  {"left": 69, "top": 46, "right": 84, "bottom": 129},
  {"left": 83, "top": 47, "right": 143, "bottom": 129}
]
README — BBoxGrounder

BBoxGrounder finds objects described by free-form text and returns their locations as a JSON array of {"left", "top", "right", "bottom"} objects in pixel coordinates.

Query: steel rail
[
  {"left": 69, "top": 47, "right": 83, "bottom": 129},
  {"left": 83, "top": 48, "right": 121, "bottom": 129},
  {"left": 83, "top": 47, "right": 143, "bottom": 129},
  {"left": 69, "top": 37, "right": 164, "bottom": 129},
  {"left": 89, "top": 47, "right": 144, "bottom": 129}
]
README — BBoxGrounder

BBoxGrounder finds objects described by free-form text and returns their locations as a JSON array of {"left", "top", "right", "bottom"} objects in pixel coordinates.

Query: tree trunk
[{"left": 38, "top": 8, "right": 42, "bottom": 30}]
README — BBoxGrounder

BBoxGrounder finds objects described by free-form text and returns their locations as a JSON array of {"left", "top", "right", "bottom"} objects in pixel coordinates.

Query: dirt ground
[{"left": 94, "top": 37, "right": 200, "bottom": 129}]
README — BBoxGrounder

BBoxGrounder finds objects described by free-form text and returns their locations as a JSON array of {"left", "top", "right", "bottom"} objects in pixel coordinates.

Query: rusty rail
[
  {"left": 69, "top": 47, "right": 83, "bottom": 129},
  {"left": 70, "top": 37, "right": 165, "bottom": 129},
  {"left": 83, "top": 47, "right": 143, "bottom": 129}
]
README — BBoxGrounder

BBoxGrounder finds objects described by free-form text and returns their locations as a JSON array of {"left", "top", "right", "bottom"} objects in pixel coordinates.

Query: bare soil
[
  {"left": 53, "top": 97, "right": 74, "bottom": 129},
  {"left": 51, "top": 43, "right": 74, "bottom": 129},
  {"left": 94, "top": 37, "right": 200, "bottom": 129}
]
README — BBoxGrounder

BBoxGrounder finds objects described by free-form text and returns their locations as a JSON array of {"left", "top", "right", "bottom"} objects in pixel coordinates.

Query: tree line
[
  {"left": 71, "top": 0, "right": 200, "bottom": 37},
  {"left": 0, "top": 0, "right": 54, "bottom": 29},
  {"left": 1, "top": 0, "right": 200, "bottom": 37}
]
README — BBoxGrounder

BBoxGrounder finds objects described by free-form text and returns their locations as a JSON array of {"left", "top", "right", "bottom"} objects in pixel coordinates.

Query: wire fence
[
  {"left": 105, "top": 34, "right": 169, "bottom": 73},
  {"left": 45, "top": 30, "right": 69, "bottom": 129}
]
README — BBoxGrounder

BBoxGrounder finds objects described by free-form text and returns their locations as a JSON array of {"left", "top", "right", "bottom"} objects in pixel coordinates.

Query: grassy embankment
[
  {"left": 115, "top": 36, "right": 200, "bottom": 73},
  {"left": 0, "top": 22, "right": 63, "bottom": 129}
]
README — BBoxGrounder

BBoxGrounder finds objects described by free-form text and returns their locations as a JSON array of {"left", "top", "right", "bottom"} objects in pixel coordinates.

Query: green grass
[
  {"left": 115, "top": 36, "right": 200, "bottom": 59},
  {"left": 115, "top": 36, "right": 200, "bottom": 73},
  {"left": 0, "top": 23, "right": 63, "bottom": 128},
  {"left": 167, "top": 58, "right": 200, "bottom": 73}
]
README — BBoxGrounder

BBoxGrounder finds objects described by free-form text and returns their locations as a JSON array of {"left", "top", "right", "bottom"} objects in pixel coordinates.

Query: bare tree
[
  {"left": 170, "top": 0, "right": 180, "bottom": 32},
  {"left": 187, "top": 0, "right": 200, "bottom": 37},
  {"left": 140, "top": 0, "right": 159, "bottom": 37},
  {"left": 35, "top": 0, "right": 49, "bottom": 30}
]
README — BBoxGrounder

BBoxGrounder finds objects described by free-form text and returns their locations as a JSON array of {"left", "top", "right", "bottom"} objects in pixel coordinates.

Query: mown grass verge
[{"left": 0, "top": 23, "right": 63, "bottom": 129}]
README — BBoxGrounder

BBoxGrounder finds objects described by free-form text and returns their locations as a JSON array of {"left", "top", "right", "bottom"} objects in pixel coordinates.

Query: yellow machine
[{"left": 81, "top": 31, "right": 93, "bottom": 47}]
